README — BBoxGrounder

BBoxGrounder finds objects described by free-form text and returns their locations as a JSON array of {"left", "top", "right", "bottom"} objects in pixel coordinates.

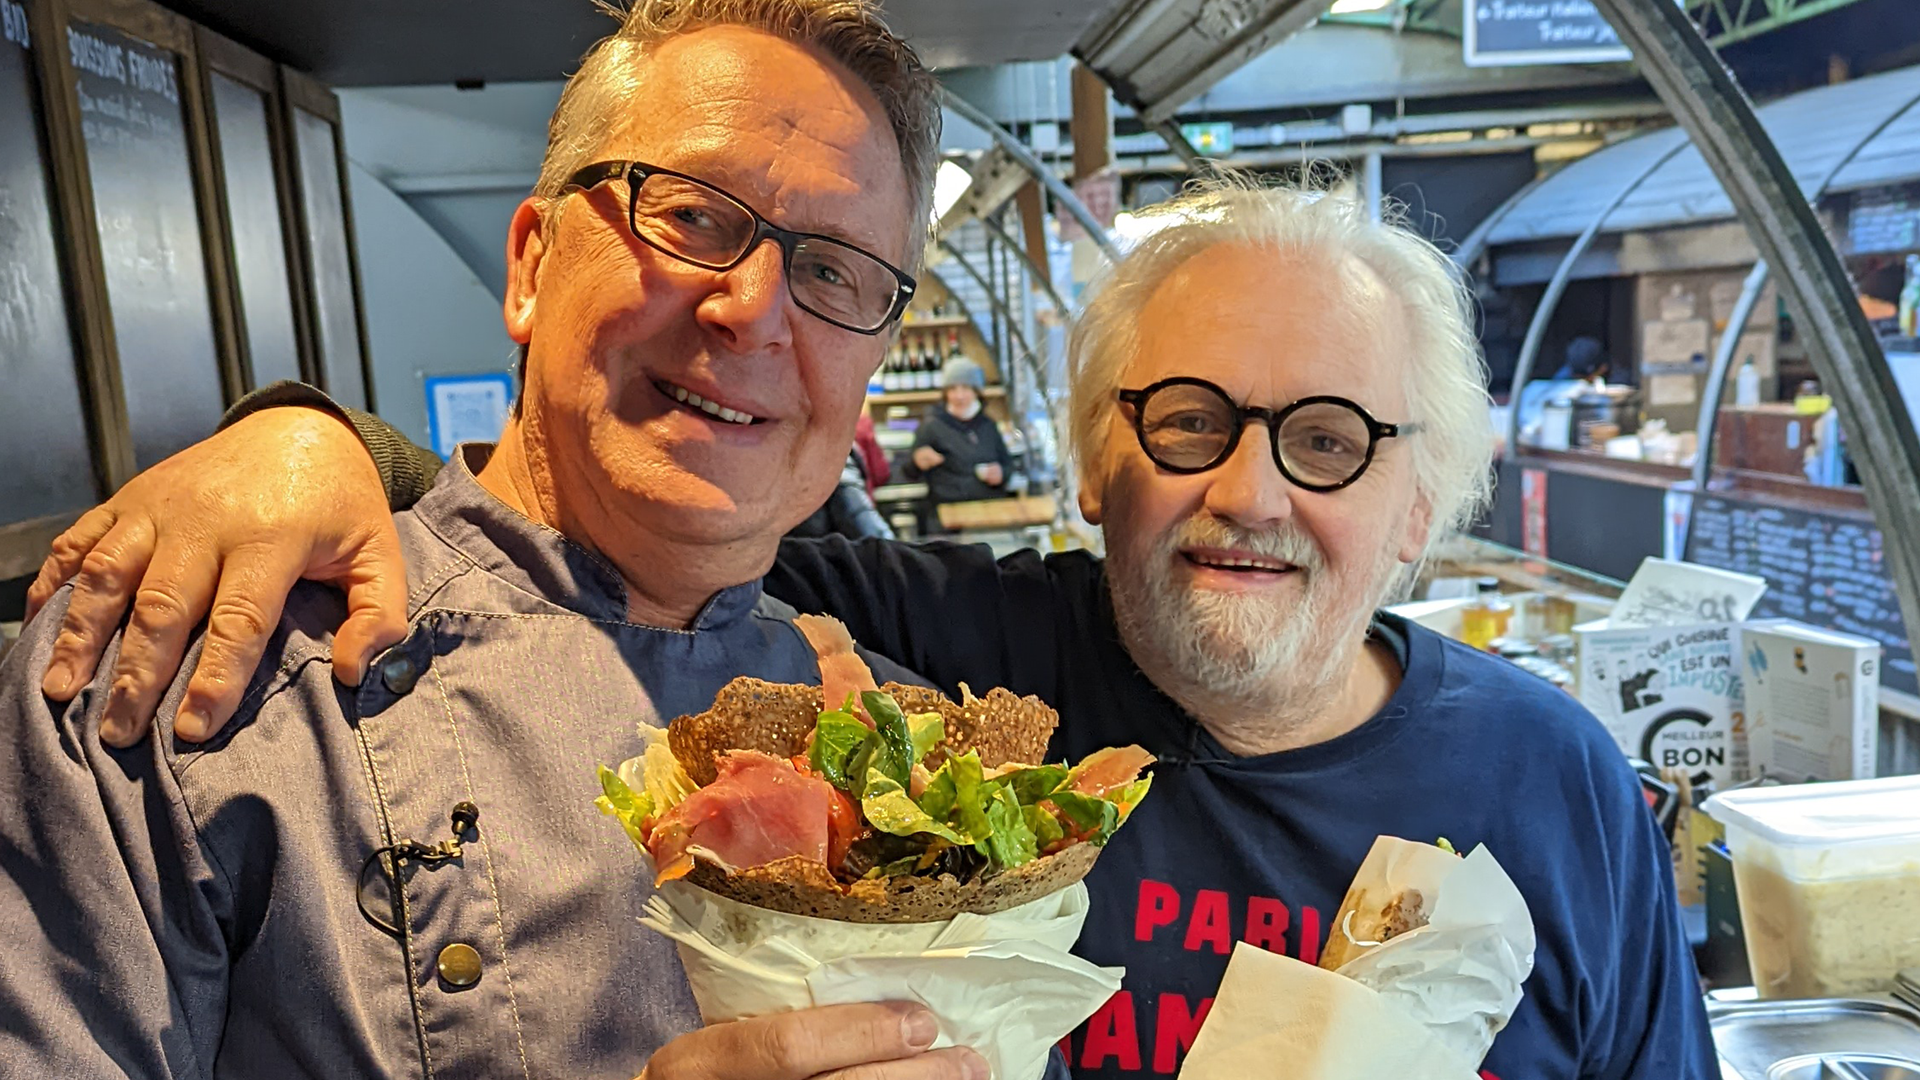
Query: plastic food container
[{"left": 1704, "top": 777, "right": 1920, "bottom": 999}]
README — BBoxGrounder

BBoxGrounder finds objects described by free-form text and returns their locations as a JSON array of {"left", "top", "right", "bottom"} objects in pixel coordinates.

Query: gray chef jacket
[{"left": 0, "top": 446, "right": 919, "bottom": 1079}]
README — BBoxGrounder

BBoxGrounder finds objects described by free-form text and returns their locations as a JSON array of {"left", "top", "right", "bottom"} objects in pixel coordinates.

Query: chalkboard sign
[
  {"left": 70, "top": 19, "right": 224, "bottom": 468},
  {"left": 293, "top": 106, "right": 366, "bottom": 410},
  {"left": 1846, "top": 183, "right": 1920, "bottom": 256},
  {"left": 1464, "top": 0, "right": 1631, "bottom": 67},
  {"left": 210, "top": 70, "right": 300, "bottom": 387},
  {"left": 1684, "top": 494, "right": 1917, "bottom": 696},
  {"left": 0, "top": 0, "right": 97, "bottom": 525}
]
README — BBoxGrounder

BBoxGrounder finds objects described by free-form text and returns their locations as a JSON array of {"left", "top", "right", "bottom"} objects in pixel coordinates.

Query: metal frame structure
[
  {"left": 1587, "top": 0, "right": 1920, "bottom": 666},
  {"left": 1684, "top": 0, "right": 1877, "bottom": 47},
  {"left": 1689, "top": 78, "right": 1920, "bottom": 490},
  {"left": 939, "top": 88, "right": 1121, "bottom": 261},
  {"left": 1504, "top": 131, "right": 1693, "bottom": 452},
  {"left": 1316, "top": 0, "right": 1874, "bottom": 46},
  {"left": 937, "top": 0, "right": 1920, "bottom": 653}
]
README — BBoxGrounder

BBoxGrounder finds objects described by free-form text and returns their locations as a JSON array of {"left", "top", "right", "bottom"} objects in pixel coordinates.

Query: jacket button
[
  {"left": 437, "top": 943, "right": 482, "bottom": 988},
  {"left": 380, "top": 653, "right": 420, "bottom": 696}
]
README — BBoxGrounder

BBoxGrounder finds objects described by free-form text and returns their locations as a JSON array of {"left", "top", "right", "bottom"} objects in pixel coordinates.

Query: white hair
[
  {"left": 536, "top": 0, "right": 941, "bottom": 273},
  {"left": 1067, "top": 172, "right": 1496, "bottom": 571}
]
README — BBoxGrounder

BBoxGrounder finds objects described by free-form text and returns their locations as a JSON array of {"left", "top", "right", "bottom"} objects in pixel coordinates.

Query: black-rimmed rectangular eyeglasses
[
  {"left": 1118, "top": 377, "right": 1421, "bottom": 492},
  {"left": 561, "top": 160, "right": 916, "bottom": 334}
]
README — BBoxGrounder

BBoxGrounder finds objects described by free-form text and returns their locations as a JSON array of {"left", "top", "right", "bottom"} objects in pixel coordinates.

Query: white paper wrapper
[
  {"left": 1178, "top": 839, "right": 1535, "bottom": 1079},
  {"left": 1179, "top": 943, "right": 1482, "bottom": 1079},
  {"left": 640, "top": 878, "right": 1122, "bottom": 1080},
  {"left": 1333, "top": 842, "right": 1535, "bottom": 1063}
]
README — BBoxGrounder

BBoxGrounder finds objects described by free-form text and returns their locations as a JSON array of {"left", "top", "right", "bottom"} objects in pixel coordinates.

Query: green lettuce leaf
[
  {"left": 918, "top": 765, "right": 958, "bottom": 822},
  {"left": 908, "top": 712, "right": 945, "bottom": 763},
  {"left": 999, "top": 764, "right": 1072, "bottom": 805},
  {"left": 862, "top": 691, "right": 915, "bottom": 791},
  {"left": 864, "top": 855, "right": 924, "bottom": 880},
  {"left": 1024, "top": 803, "right": 1066, "bottom": 850},
  {"left": 861, "top": 768, "right": 969, "bottom": 844},
  {"left": 1046, "top": 790, "right": 1124, "bottom": 846},
  {"left": 1109, "top": 775, "right": 1153, "bottom": 822},
  {"left": 602, "top": 725, "right": 699, "bottom": 831},
  {"left": 945, "top": 751, "right": 995, "bottom": 846},
  {"left": 846, "top": 732, "right": 880, "bottom": 798},
  {"left": 980, "top": 784, "right": 1038, "bottom": 870},
  {"left": 809, "top": 711, "right": 871, "bottom": 791},
  {"left": 594, "top": 765, "right": 654, "bottom": 853}
]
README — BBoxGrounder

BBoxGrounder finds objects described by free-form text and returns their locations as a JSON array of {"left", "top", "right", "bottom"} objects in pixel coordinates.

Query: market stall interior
[{"left": 3, "top": 0, "right": 1920, "bottom": 1075}]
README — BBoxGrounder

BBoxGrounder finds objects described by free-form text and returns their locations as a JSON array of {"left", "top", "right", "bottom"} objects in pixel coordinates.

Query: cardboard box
[
  {"left": 1742, "top": 621, "right": 1882, "bottom": 782},
  {"left": 1642, "top": 318, "right": 1712, "bottom": 367},
  {"left": 1576, "top": 620, "right": 1749, "bottom": 789}
]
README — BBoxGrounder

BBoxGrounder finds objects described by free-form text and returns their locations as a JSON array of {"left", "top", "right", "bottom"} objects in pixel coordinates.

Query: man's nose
[
  {"left": 1201, "top": 425, "right": 1294, "bottom": 529},
  {"left": 698, "top": 238, "right": 793, "bottom": 351}
]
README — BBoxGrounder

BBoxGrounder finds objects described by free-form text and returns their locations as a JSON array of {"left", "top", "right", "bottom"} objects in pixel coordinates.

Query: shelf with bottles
[
  {"left": 872, "top": 325, "right": 980, "bottom": 393},
  {"left": 874, "top": 273, "right": 1000, "bottom": 395}
]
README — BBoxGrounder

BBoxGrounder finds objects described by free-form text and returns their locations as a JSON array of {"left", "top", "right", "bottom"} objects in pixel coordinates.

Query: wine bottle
[{"left": 883, "top": 343, "right": 902, "bottom": 391}]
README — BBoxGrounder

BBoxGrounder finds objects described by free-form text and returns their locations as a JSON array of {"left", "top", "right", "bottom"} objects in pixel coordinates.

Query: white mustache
[{"left": 1167, "top": 516, "right": 1324, "bottom": 571}]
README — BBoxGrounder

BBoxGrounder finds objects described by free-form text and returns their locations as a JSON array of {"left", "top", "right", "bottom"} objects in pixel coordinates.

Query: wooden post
[
  {"left": 1015, "top": 180, "right": 1049, "bottom": 294},
  {"left": 1069, "top": 61, "right": 1110, "bottom": 183}
]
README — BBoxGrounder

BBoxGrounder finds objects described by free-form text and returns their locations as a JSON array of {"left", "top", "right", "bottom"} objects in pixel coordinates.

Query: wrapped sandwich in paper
[
  {"left": 1180, "top": 836, "right": 1535, "bottom": 1079},
  {"left": 596, "top": 616, "right": 1153, "bottom": 1080}
]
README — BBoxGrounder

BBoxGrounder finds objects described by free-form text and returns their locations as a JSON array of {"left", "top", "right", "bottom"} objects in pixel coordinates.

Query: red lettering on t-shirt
[
  {"left": 1081, "top": 991, "right": 1143, "bottom": 1071},
  {"left": 1481, "top": 1072, "right": 1502, "bottom": 1080},
  {"left": 1300, "top": 904, "right": 1323, "bottom": 966},
  {"left": 1151, "top": 993, "right": 1213, "bottom": 1074},
  {"left": 1243, "top": 895, "right": 1290, "bottom": 953},
  {"left": 1183, "top": 889, "right": 1232, "bottom": 954},
  {"left": 1135, "top": 879, "right": 1180, "bottom": 942}
]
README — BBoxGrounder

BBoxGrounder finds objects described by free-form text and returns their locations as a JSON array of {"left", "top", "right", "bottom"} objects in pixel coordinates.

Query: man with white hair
[
  {"left": 24, "top": 181, "right": 1716, "bottom": 1078},
  {"left": 0, "top": 2, "right": 995, "bottom": 1078}
]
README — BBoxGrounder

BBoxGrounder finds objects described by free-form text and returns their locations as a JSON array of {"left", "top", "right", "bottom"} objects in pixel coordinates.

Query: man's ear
[
  {"left": 1077, "top": 460, "right": 1107, "bottom": 525},
  {"left": 1398, "top": 488, "right": 1436, "bottom": 563},
  {"left": 504, "top": 198, "right": 549, "bottom": 345}
]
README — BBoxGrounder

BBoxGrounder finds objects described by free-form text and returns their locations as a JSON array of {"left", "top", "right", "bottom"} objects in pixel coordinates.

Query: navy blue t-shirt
[{"left": 769, "top": 537, "right": 1718, "bottom": 1080}]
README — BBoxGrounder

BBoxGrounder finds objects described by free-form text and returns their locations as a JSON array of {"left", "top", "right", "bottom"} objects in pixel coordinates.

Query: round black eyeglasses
[
  {"left": 561, "top": 160, "right": 916, "bottom": 335},
  {"left": 1117, "top": 377, "right": 1421, "bottom": 492}
]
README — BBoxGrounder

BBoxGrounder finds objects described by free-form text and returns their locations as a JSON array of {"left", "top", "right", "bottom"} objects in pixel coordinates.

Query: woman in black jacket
[{"left": 903, "top": 358, "right": 1013, "bottom": 532}]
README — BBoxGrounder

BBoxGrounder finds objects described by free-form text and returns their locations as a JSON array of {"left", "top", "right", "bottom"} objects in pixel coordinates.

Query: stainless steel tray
[{"left": 1711, "top": 996, "right": 1920, "bottom": 1080}]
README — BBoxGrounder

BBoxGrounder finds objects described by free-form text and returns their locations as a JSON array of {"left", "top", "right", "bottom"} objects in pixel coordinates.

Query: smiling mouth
[
  {"left": 653, "top": 379, "right": 767, "bottom": 426},
  {"left": 1182, "top": 550, "right": 1297, "bottom": 574}
]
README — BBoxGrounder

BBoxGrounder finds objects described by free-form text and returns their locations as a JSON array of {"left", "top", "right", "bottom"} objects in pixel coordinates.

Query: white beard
[{"left": 1107, "top": 512, "right": 1405, "bottom": 727}]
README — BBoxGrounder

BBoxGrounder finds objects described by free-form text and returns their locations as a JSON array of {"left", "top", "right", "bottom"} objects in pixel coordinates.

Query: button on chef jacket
[
  {"left": 767, "top": 537, "right": 1720, "bottom": 1080},
  {"left": 0, "top": 447, "right": 928, "bottom": 1079}
]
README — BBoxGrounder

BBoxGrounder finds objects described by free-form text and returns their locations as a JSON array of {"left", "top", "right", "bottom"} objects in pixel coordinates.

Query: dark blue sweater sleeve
[
  {"left": 1589, "top": 759, "right": 1719, "bottom": 1080},
  {"left": 767, "top": 536, "right": 1067, "bottom": 703}
]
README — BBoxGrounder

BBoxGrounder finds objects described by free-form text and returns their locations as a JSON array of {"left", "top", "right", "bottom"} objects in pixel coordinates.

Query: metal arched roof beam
[
  {"left": 1591, "top": 0, "right": 1920, "bottom": 664},
  {"left": 935, "top": 237, "right": 1038, "bottom": 376},
  {"left": 938, "top": 88, "right": 1123, "bottom": 262},
  {"left": 971, "top": 214, "right": 1076, "bottom": 324},
  {"left": 1690, "top": 78, "right": 1920, "bottom": 493},
  {"left": 1451, "top": 170, "right": 1551, "bottom": 269}
]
